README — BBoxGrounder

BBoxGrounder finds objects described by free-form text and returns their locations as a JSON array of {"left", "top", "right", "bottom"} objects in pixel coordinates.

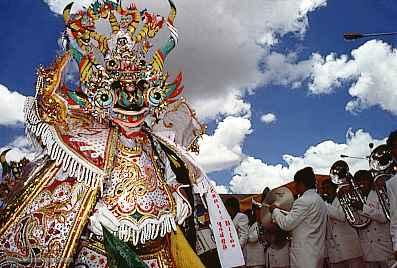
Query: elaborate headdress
[
  {"left": 30, "top": 0, "right": 204, "bottom": 150},
  {"left": 61, "top": 0, "right": 183, "bottom": 123}
]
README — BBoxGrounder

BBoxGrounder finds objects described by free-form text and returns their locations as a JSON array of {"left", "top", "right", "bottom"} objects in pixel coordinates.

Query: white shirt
[
  {"left": 233, "top": 212, "right": 249, "bottom": 249},
  {"left": 272, "top": 189, "right": 327, "bottom": 268},
  {"left": 358, "top": 190, "right": 393, "bottom": 262},
  {"left": 387, "top": 173, "right": 397, "bottom": 251},
  {"left": 246, "top": 222, "right": 266, "bottom": 266},
  {"left": 326, "top": 198, "right": 363, "bottom": 263}
]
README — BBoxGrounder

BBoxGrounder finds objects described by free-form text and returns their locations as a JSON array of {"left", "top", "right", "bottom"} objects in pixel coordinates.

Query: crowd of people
[{"left": 210, "top": 129, "right": 397, "bottom": 268}]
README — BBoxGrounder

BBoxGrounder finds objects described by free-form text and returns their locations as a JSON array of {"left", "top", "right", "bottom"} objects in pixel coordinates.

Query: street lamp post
[
  {"left": 340, "top": 154, "right": 368, "bottom": 160},
  {"left": 344, "top": 31, "right": 397, "bottom": 41}
]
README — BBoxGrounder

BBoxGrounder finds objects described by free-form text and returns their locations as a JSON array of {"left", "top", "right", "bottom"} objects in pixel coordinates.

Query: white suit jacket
[
  {"left": 233, "top": 212, "right": 249, "bottom": 250},
  {"left": 358, "top": 190, "right": 393, "bottom": 262},
  {"left": 387, "top": 174, "right": 397, "bottom": 251},
  {"left": 326, "top": 198, "right": 363, "bottom": 263},
  {"left": 246, "top": 222, "right": 266, "bottom": 266},
  {"left": 272, "top": 189, "right": 327, "bottom": 268},
  {"left": 266, "top": 243, "right": 290, "bottom": 267}
]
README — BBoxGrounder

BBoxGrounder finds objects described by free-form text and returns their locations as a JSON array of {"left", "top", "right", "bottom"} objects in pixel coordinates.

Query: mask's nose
[
  {"left": 113, "top": 79, "right": 149, "bottom": 111},
  {"left": 116, "top": 89, "right": 144, "bottom": 111}
]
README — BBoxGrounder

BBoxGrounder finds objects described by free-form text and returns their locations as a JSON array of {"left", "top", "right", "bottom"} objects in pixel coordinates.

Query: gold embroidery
[
  {"left": 0, "top": 162, "right": 60, "bottom": 235},
  {"left": 58, "top": 188, "right": 98, "bottom": 268}
]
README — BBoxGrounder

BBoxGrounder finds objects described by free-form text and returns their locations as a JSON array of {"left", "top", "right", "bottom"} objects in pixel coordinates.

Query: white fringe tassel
[
  {"left": 117, "top": 215, "right": 177, "bottom": 245},
  {"left": 24, "top": 97, "right": 105, "bottom": 189}
]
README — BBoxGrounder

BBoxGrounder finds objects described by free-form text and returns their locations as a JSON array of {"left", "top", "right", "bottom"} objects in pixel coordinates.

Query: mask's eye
[
  {"left": 95, "top": 89, "right": 114, "bottom": 108},
  {"left": 137, "top": 80, "right": 150, "bottom": 91},
  {"left": 106, "top": 59, "right": 120, "bottom": 71},
  {"left": 148, "top": 88, "right": 163, "bottom": 107}
]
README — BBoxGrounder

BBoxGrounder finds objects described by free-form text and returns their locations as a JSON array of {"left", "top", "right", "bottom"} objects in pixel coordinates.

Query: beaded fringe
[
  {"left": 117, "top": 215, "right": 177, "bottom": 245},
  {"left": 24, "top": 97, "right": 104, "bottom": 189}
]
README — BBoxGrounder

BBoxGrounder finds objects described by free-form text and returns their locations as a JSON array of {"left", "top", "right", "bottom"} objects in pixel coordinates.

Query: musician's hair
[
  {"left": 354, "top": 169, "right": 373, "bottom": 182},
  {"left": 294, "top": 167, "right": 316, "bottom": 189},
  {"left": 225, "top": 197, "right": 240, "bottom": 211},
  {"left": 387, "top": 130, "right": 397, "bottom": 147}
]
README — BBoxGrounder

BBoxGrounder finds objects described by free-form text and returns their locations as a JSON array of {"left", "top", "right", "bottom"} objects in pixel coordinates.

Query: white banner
[{"left": 206, "top": 185, "right": 245, "bottom": 268}]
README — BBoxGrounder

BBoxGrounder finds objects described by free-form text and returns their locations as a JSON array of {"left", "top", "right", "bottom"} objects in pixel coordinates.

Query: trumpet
[
  {"left": 330, "top": 160, "right": 371, "bottom": 228},
  {"left": 369, "top": 144, "right": 396, "bottom": 221}
]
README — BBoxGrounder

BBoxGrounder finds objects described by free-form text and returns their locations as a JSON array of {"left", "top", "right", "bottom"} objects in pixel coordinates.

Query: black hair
[
  {"left": 387, "top": 130, "right": 397, "bottom": 147},
  {"left": 294, "top": 167, "right": 316, "bottom": 189},
  {"left": 354, "top": 170, "right": 373, "bottom": 183},
  {"left": 261, "top": 187, "right": 271, "bottom": 202},
  {"left": 225, "top": 197, "right": 240, "bottom": 211}
]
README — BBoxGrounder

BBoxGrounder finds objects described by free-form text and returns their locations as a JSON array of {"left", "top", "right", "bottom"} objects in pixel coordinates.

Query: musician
[
  {"left": 353, "top": 170, "right": 393, "bottom": 268},
  {"left": 323, "top": 181, "right": 364, "bottom": 268},
  {"left": 246, "top": 205, "right": 267, "bottom": 268},
  {"left": 270, "top": 167, "right": 327, "bottom": 268},
  {"left": 225, "top": 197, "right": 250, "bottom": 261},
  {"left": 386, "top": 130, "right": 397, "bottom": 260}
]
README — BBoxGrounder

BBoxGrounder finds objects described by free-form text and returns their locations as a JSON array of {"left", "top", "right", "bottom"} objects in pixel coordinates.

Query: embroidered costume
[{"left": 0, "top": 1, "right": 239, "bottom": 267}]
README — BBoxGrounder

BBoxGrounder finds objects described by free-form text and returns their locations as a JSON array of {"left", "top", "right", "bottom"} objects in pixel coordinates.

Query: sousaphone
[
  {"left": 330, "top": 160, "right": 371, "bottom": 228},
  {"left": 369, "top": 144, "right": 397, "bottom": 221}
]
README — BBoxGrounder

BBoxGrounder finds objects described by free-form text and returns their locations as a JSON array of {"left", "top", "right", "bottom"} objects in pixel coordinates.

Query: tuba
[
  {"left": 369, "top": 144, "right": 397, "bottom": 221},
  {"left": 259, "top": 186, "right": 294, "bottom": 249},
  {"left": 330, "top": 160, "right": 371, "bottom": 228}
]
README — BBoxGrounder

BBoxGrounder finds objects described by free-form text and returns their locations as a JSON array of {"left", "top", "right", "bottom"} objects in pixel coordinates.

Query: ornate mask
[{"left": 36, "top": 0, "right": 184, "bottom": 138}]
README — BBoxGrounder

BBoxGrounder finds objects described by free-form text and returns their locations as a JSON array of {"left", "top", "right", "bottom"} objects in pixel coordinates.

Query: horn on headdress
[
  {"left": 64, "top": 2, "right": 109, "bottom": 55},
  {"left": 63, "top": 2, "right": 73, "bottom": 23},
  {"left": 151, "top": 0, "right": 178, "bottom": 73},
  {"left": 167, "top": 0, "right": 177, "bottom": 25},
  {"left": 63, "top": 3, "right": 87, "bottom": 40},
  {"left": 117, "top": 2, "right": 140, "bottom": 37},
  {"left": 165, "top": 72, "right": 184, "bottom": 99}
]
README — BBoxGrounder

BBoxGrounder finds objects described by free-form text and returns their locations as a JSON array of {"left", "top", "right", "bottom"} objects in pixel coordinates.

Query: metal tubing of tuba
[
  {"left": 330, "top": 160, "right": 371, "bottom": 228},
  {"left": 374, "top": 174, "right": 391, "bottom": 221},
  {"left": 369, "top": 144, "right": 396, "bottom": 221}
]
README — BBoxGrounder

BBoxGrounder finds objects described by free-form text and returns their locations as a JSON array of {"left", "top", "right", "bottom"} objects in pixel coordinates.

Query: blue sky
[
  {"left": 248, "top": 0, "right": 397, "bottom": 162},
  {"left": 0, "top": 0, "right": 396, "bottom": 192}
]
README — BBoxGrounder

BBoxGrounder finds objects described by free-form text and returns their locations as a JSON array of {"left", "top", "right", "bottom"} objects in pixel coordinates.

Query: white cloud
[
  {"left": 262, "top": 52, "right": 318, "bottom": 88},
  {"left": 228, "top": 129, "right": 386, "bottom": 193},
  {"left": 308, "top": 53, "right": 357, "bottom": 94},
  {"left": 43, "top": 0, "right": 327, "bottom": 120},
  {"left": 263, "top": 40, "right": 397, "bottom": 116},
  {"left": 194, "top": 116, "right": 252, "bottom": 173},
  {"left": 192, "top": 91, "right": 251, "bottom": 121},
  {"left": 44, "top": 0, "right": 96, "bottom": 14},
  {"left": 260, "top": 113, "right": 277, "bottom": 124},
  {"left": 1, "top": 136, "right": 37, "bottom": 161},
  {"left": 231, "top": 157, "right": 291, "bottom": 193},
  {"left": 0, "top": 84, "right": 26, "bottom": 126},
  {"left": 210, "top": 180, "right": 231, "bottom": 194},
  {"left": 310, "top": 40, "right": 397, "bottom": 115},
  {"left": 259, "top": 0, "right": 327, "bottom": 45}
]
